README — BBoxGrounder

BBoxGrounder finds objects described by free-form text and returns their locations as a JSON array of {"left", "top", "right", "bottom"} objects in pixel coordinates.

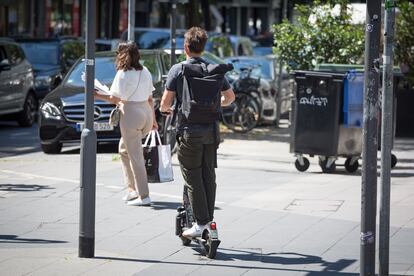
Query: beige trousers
[{"left": 119, "top": 101, "right": 153, "bottom": 198}]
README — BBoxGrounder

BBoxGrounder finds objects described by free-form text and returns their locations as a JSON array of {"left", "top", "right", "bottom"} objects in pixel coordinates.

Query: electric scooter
[{"left": 175, "top": 186, "right": 221, "bottom": 258}]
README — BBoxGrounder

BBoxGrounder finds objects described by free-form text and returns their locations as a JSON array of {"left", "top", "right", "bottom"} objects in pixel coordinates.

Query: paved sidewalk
[{"left": 0, "top": 123, "right": 413, "bottom": 276}]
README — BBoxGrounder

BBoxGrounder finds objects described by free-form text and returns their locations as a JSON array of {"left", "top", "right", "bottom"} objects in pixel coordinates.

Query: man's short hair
[{"left": 184, "top": 27, "right": 208, "bottom": 54}]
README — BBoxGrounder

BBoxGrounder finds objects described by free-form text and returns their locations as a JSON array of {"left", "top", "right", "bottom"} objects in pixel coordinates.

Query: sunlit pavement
[{"left": 0, "top": 120, "right": 413, "bottom": 276}]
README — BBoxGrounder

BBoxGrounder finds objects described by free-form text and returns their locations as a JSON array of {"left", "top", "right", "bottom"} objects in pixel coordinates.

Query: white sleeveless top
[{"left": 110, "top": 66, "right": 155, "bottom": 102}]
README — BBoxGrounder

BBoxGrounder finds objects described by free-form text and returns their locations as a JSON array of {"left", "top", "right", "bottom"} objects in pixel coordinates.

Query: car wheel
[
  {"left": 41, "top": 142, "right": 62, "bottom": 154},
  {"left": 17, "top": 93, "right": 37, "bottom": 127}
]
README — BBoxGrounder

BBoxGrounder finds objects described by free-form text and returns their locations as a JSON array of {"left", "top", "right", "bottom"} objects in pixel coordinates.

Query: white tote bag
[{"left": 143, "top": 130, "right": 174, "bottom": 183}]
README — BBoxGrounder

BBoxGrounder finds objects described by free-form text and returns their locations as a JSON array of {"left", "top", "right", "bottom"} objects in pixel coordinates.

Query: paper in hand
[
  {"left": 94, "top": 79, "right": 110, "bottom": 95},
  {"left": 81, "top": 72, "right": 110, "bottom": 95}
]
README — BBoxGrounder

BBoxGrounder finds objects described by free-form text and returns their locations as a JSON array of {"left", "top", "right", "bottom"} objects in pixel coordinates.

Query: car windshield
[
  {"left": 202, "top": 52, "right": 226, "bottom": 64},
  {"left": 162, "top": 37, "right": 185, "bottom": 49},
  {"left": 65, "top": 54, "right": 160, "bottom": 87},
  {"left": 136, "top": 31, "right": 171, "bottom": 49},
  {"left": 20, "top": 42, "right": 60, "bottom": 65},
  {"left": 227, "top": 58, "right": 273, "bottom": 79}
]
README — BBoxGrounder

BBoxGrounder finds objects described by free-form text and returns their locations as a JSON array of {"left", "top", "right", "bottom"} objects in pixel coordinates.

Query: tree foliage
[
  {"left": 272, "top": 0, "right": 365, "bottom": 71},
  {"left": 395, "top": 0, "right": 414, "bottom": 85}
]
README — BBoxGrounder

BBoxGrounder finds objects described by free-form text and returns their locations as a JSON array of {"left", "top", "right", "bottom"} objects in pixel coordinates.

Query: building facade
[{"left": 0, "top": 0, "right": 365, "bottom": 39}]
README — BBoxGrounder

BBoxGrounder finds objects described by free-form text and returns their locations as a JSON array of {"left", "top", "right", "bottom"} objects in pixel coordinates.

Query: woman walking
[{"left": 95, "top": 41, "right": 157, "bottom": 206}]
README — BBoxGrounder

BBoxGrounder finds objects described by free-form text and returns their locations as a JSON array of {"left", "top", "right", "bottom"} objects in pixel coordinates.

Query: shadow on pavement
[
  {"left": 0, "top": 184, "right": 54, "bottom": 192},
  {"left": 222, "top": 125, "right": 291, "bottom": 143},
  {"left": 150, "top": 201, "right": 181, "bottom": 210},
  {"left": 0, "top": 122, "right": 41, "bottom": 158},
  {"left": 394, "top": 158, "right": 414, "bottom": 164},
  {"left": 392, "top": 139, "right": 414, "bottom": 151},
  {"left": 0, "top": 235, "right": 67, "bottom": 244},
  {"left": 61, "top": 143, "right": 119, "bottom": 155},
  {"left": 95, "top": 250, "right": 363, "bottom": 275},
  {"left": 310, "top": 170, "right": 414, "bottom": 178}
]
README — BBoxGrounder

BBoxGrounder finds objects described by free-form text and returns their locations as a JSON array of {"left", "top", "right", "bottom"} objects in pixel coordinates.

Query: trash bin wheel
[
  {"left": 319, "top": 158, "right": 336, "bottom": 173},
  {"left": 391, "top": 154, "right": 397, "bottom": 169},
  {"left": 345, "top": 158, "right": 359, "bottom": 173},
  {"left": 295, "top": 157, "right": 310, "bottom": 172}
]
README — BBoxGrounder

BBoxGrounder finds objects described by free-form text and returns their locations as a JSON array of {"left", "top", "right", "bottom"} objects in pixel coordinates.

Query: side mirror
[{"left": 0, "top": 63, "right": 11, "bottom": 71}]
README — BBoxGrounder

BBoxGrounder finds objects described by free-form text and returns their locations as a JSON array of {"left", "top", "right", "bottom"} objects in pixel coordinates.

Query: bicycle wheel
[
  {"left": 231, "top": 93, "right": 260, "bottom": 133},
  {"left": 222, "top": 102, "right": 237, "bottom": 130}
]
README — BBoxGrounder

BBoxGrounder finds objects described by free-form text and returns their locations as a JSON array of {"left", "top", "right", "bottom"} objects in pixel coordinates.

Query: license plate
[
  {"left": 76, "top": 122, "right": 114, "bottom": 132},
  {"left": 209, "top": 229, "right": 218, "bottom": 239}
]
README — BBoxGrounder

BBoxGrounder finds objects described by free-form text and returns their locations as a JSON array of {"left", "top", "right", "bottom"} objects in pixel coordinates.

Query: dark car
[
  {"left": 95, "top": 39, "right": 120, "bottom": 52},
  {"left": 162, "top": 33, "right": 234, "bottom": 58},
  {"left": 120, "top": 28, "right": 186, "bottom": 49},
  {"left": 39, "top": 49, "right": 170, "bottom": 154},
  {"left": 225, "top": 55, "right": 294, "bottom": 125},
  {"left": 0, "top": 39, "right": 37, "bottom": 127},
  {"left": 17, "top": 38, "right": 84, "bottom": 99}
]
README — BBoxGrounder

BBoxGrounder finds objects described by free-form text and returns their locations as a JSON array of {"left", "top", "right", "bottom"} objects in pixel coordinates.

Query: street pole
[
  {"left": 360, "top": 0, "right": 382, "bottom": 275},
  {"left": 379, "top": 1, "right": 396, "bottom": 275},
  {"left": 79, "top": 0, "right": 97, "bottom": 258},
  {"left": 128, "top": 0, "right": 135, "bottom": 41},
  {"left": 170, "top": 0, "right": 177, "bottom": 66},
  {"left": 276, "top": 0, "right": 288, "bottom": 126}
]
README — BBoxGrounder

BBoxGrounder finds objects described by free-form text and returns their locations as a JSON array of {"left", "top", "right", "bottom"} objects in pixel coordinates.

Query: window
[
  {"left": 135, "top": 31, "right": 170, "bottom": 49},
  {"left": 5, "top": 44, "right": 24, "bottom": 65},
  {"left": 62, "top": 41, "right": 84, "bottom": 68},
  {"left": 65, "top": 53, "right": 160, "bottom": 87},
  {"left": 20, "top": 42, "right": 60, "bottom": 65},
  {"left": 66, "top": 56, "right": 117, "bottom": 87},
  {"left": 140, "top": 54, "right": 160, "bottom": 82}
]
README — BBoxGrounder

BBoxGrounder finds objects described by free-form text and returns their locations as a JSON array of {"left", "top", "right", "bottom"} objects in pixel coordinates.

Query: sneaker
[
  {"left": 127, "top": 196, "right": 151, "bottom": 206},
  {"left": 182, "top": 223, "right": 207, "bottom": 238},
  {"left": 122, "top": 191, "right": 138, "bottom": 201}
]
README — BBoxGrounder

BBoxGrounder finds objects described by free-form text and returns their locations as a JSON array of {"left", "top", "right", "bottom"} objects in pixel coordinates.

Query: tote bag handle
[{"left": 143, "top": 130, "right": 163, "bottom": 147}]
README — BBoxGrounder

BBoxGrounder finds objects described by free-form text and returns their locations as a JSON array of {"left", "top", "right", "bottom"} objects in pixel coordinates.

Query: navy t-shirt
[
  {"left": 165, "top": 57, "right": 231, "bottom": 133},
  {"left": 166, "top": 57, "right": 230, "bottom": 93}
]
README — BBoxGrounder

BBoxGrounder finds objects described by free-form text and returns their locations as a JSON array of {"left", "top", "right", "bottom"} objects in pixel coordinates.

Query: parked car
[
  {"left": 253, "top": 47, "right": 273, "bottom": 56},
  {"left": 162, "top": 33, "right": 234, "bottom": 58},
  {"left": 39, "top": 49, "right": 170, "bottom": 154},
  {"left": 95, "top": 39, "right": 120, "bottom": 52},
  {"left": 0, "top": 39, "right": 36, "bottom": 126},
  {"left": 120, "top": 28, "right": 186, "bottom": 49},
  {"left": 225, "top": 55, "right": 294, "bottom": 125},
  {"left": 228, "top": 35, "right": 254, "bottom": 56},
  {"left": 16, "top": 38, "right": 84, "bottom": 99}
]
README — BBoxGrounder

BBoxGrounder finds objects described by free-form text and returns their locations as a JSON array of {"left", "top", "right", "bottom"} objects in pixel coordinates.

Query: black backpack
[{"left": 179, "top": 62, "right": 233, "bottom": 124}]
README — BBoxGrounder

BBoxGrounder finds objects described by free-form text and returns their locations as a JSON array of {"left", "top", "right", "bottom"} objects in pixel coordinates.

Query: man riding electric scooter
[{"left": 160, "top": 27, "right": 235, "bottom": 258}]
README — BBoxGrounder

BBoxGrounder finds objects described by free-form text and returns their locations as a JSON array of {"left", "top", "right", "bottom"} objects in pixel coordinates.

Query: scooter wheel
[
  {"left": 180, "top": 236, "right": 191, "bottom": 246},
  {"left": 295, "top": 157, "right": 310, "bottom": 172},
  {"left": 202, "top": 231, "right": 220, "bottom": 259}
]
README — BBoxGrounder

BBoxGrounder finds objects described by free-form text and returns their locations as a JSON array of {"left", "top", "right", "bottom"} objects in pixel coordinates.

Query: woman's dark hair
[{"left": 115, "top": 41, "right": 143, "bottom": 71}]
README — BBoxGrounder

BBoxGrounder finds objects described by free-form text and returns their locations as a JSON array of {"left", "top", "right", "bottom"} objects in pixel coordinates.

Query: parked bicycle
[{"left": 222, "top": 66, "right": 261, "bottom": 133}]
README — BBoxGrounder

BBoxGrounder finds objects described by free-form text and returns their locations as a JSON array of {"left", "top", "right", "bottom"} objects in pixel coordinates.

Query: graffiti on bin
[{"left": 299, "top": 96, "right": 328, "bottom": 107}]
